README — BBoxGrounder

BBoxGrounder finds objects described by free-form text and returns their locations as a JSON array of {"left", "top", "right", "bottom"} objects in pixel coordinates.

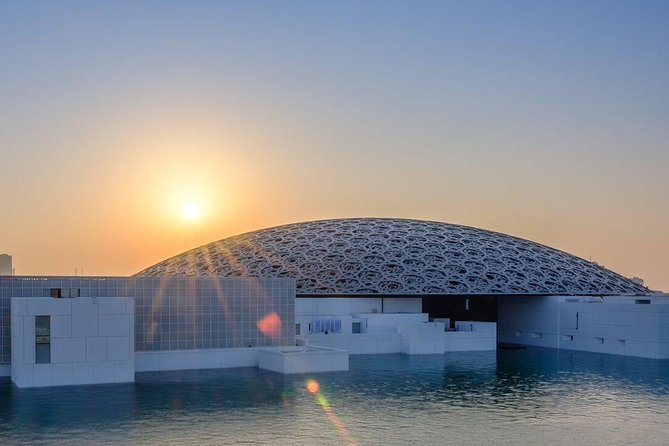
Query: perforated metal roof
[{"left": 136, "top": 218, "right": 648, "bottom": 296}]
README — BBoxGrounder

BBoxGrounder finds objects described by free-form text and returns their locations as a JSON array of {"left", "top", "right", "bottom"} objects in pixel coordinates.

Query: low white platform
[
  {"left": 258, "top": 346, "right": 349, "bottom": 374},
  {"left": 136, "top": 347, "right": 260, "bottom": 372}
]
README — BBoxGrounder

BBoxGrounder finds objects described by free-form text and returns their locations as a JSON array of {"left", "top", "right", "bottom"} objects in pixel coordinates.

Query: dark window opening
[
  {"left": 35, "top": 315, "right": 51, "bottom": 364},
  {"left": 422, "top": 296, "right": 497, "bottom": 323}
]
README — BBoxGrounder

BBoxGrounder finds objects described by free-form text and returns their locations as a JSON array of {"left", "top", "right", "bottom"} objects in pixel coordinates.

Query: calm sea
[{"left": 1, "top": 348, "right": 668, "bottom": 445}]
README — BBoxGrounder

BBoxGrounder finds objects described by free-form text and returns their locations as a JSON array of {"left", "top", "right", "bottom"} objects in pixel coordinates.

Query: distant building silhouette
[{"left": 0, "top": 254, "right": 11, "bottom": 275}]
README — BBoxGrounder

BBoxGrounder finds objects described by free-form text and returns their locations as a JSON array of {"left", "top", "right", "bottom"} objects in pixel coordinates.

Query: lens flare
[
  {"left": 306, "top": 379, "right": 320, "bottom": 394},
  {"left": 257, "top": 312, "right": 282, "bottom": 338},
  {"left": 305, "top": 379, "right": 356, "bottom": 445}
]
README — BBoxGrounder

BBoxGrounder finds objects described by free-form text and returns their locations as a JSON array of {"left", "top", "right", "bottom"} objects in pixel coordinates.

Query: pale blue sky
[{"left": 1, "top": 1, "right": 667, "bottom": 290}]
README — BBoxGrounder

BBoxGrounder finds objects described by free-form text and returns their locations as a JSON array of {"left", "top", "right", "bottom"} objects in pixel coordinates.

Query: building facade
[
  {"left": 134, "top": 218, "right": 666, "bottom": 359},
  {"left": 1, "top": 218, "right": 665, "bottom": 387},
  {"left": 0, "top": 276, "right": 295, "bottom": 386}
]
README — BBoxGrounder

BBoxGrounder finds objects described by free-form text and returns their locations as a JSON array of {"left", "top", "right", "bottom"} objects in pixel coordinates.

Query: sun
[{"left": 180, "top": 202, "right": 202, "bottom": 222}]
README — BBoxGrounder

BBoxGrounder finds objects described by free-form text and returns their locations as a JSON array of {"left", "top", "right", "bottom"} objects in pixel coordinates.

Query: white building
[
  {"left": 1, "top": 276, "right": 297, "bottom": 387},
  {"left": 498, "top": 294, "right": 669, "bottom": 358},
  {"left": 1, "top": 218, "right": 665, "bottom": 388},
  {"left": 135, "top": 218, "right": 665, "bottom": 359}
]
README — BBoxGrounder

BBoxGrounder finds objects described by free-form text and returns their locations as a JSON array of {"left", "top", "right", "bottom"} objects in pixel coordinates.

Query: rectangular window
[
  {"left": 352, "top": 322, "right": 362, "bottom": 334},
  {"left": 35, "top": 315, "right": 51, "bottom": 364},
  {"left": 35, "top": 315, "right": 50, "bottom": 336},
  {"left": 635, "top": 299, "right": 651, "bottom": 305},
  {"left": 561, "top": 335, "right": 574, "bottom": 341},
  {"left": 49, "top": 288, "right": 62, "bottom": 298},
  {"left": 295, "top": 323, "right": 300, "bottom": 336},
  {"left": 531, "top": 332, "right": 543, "bottom": 339},
  {"left": 595, "top": 337, "right": 605, "bottom": 344}
]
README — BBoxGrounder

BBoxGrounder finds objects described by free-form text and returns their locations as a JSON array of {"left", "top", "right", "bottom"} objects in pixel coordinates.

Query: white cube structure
[
  {"left": 11, "top": 297, "right": 135, "bottom": 388},
  {"left": 258, "top": 346, "right": 349, "bottom": 374}
]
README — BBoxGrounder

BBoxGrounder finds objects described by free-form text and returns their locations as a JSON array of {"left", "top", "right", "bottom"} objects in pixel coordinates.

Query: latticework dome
[{"left": 136, "top": 218, "right": 648, "bottom": 296}]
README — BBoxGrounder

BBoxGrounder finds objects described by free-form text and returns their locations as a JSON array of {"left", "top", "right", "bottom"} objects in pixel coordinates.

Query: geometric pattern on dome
[{"left": 135, "top": 218, "right": 648, "bottom": 296}]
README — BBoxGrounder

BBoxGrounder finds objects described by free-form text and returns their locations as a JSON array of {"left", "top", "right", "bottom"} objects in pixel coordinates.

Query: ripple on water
[{"left": 1, "top": 348, "right": 669, "bottom": 445}]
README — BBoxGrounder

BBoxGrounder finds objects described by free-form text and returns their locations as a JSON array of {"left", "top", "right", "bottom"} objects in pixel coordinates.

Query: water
[{"left": 1, "top": 348, "right": 669, "bottom": 445}]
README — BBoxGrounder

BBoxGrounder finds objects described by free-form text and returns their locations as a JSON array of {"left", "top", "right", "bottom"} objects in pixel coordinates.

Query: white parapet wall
[
  {"left": 446, "top": 321, "right": 497, "bottom": 352},
  {"left": 10, "top": 297, "right": 135, "bottom": 388},
  {"left": 498, "top": 295, "right": 669, "bottom": 359},
  {"left": 295, "top": 297, "right": 423, "bottom": 336},
  {"left": 398, "top": 322, "right": 446, "bottom": 354},
  {"left": 296, "top": 297, "right": 422, "bottom": 318},
  {"left": 135, "top": 348, "right": 261, "bottom": 372},
  {"left": 258, "top": 346, "right": 349, "bottom": 374},
  {"left": 359, "top": 312, "right": 429, "bottom": 333},
  {"left": 295, "top": 297, "right": 496, "bottom": 355},
  {"left": 302, "top": 318, "right": 497, "bottom": 355},
  {"left": 301, "top": 333, "right": 402, "bottom": 354}
]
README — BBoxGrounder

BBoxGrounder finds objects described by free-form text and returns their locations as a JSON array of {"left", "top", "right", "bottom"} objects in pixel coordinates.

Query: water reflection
[{"left": 0, "top": 348, "right": 668, "bottom": 445}]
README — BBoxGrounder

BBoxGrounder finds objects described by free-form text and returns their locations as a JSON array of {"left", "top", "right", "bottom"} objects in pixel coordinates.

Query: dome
[{"left": 135, "top": 218, "right": 648, "bottom": 296}]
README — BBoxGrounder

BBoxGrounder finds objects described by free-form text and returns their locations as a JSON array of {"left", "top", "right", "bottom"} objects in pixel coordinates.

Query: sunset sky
[{"left": 1, "top": 1, "right": 667, "bottom": 291}]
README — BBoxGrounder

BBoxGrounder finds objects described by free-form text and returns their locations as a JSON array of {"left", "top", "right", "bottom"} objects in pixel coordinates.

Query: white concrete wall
[
  {"left": 258, "top": 346, "right": 348, "bottom": 374},
  {"left": 295, "top": 298, "right": 423, "bottom": 336},
  {"left": 11, "top": 297, "right": 134, "bottom": 388},
  {"left": 296, "top": 297, "right": 421, "bottom": 316},
  {"left": 297, "top": 313, "right": 429, "bottom": 336},
  {"left": 302, "top": 333, "right": 402, "bottom": 354},
  {"left": 498, "top": 296, "right": 561, "bottom": 348},
  {"left": 359, "top": 313, "right": 428, "bottom": 333},
  {"left": 446, "top": 321, "right": 497, "bottom": 351},
  {"left": 498, "top": 295, "right": 669, "bottom": 359},
  {"left": 295, "top": 315, "right": 354, "bottom": 335},
  {"left": 136, "top": 348, "right": 260, "bottom": 372},
  {"left": 398, "top": 322, "right": 445, "bottom": 354},
  {"left": 303, "top": 320, "right": 497, "bottom": 355}
]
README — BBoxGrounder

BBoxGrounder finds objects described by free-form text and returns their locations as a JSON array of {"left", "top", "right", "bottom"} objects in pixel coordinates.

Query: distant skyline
[{"left": 1, "top": 1, "right": 667, "bottom": 291}]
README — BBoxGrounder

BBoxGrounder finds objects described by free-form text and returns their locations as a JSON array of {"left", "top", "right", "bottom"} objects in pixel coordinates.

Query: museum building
[{"left": 1, "top": 218, "right": 666, "bottom": 388}]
